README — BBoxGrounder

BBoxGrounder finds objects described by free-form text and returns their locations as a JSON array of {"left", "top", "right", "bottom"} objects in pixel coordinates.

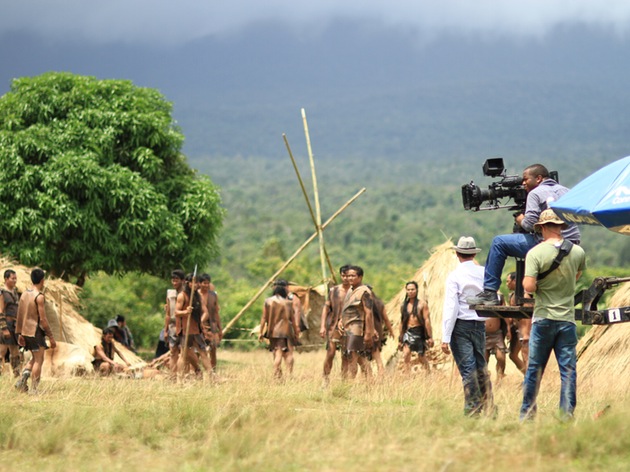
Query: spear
[{"left": 180, "top": 264, "right": 198, "bottom": 374}]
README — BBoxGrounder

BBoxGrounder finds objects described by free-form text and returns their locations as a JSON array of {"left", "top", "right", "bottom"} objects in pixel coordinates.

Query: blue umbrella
[{"left": 551, "top": 155, "right": 630, "bottom": 235}]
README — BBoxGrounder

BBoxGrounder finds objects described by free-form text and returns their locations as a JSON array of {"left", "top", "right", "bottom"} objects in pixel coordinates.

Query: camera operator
[{"left": 467, "top": 163, "right": 581, "bottom": 306}]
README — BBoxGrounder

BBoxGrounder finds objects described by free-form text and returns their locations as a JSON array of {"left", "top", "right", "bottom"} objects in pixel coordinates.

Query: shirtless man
[
  {"left": 164, "top": 270, "right": 198, "bottom": 376},
  {"left": 199, "top": 273, "right": 222, "bottom": 372},
  {"left": 341, "top": 266, "right": 377, "bottom": 380},
  {"left": 164, "top": 270, "right": 184, "bottom": 373},
  {"left": 15, "top": 268, "right": 56, "bottom": 393},
  {"left": 319, "top": 265, "right": 351, "bottom": 382},
  {"left": 175, "top": 273, "right": 213, "bottom": 377},
  {"left": 93, "top": 327, "right": 131, "bottom": 375},
  {"left": 0, "top": 269, "right": 21, "bottom": 376},
  {"left": 259, "top": 283, "right": 300, "bottom": 379},
  {"left": 484, "top": 317, "right": 508, "bottom": 383},
  {"left": 274, "top": 280, "right": 302, "bottom": 341},
  {"left": 399, "top": 281, "right": 434, "bottom": 373}
]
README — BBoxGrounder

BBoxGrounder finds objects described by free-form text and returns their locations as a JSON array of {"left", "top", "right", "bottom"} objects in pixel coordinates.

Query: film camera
[
  {"left": 461, "top": 158, "right": 527, "bottom": 212},
  {"left": 461, "top": 158, "right": 558, "bottom": 233}
]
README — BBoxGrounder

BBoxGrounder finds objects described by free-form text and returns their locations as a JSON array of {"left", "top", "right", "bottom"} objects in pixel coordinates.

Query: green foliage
[
  {"left": 81, "top": 271, "right": 166, "bottom": 349},
  {"left": 0, "top": 72, "right": 224, "bottom": 283}
]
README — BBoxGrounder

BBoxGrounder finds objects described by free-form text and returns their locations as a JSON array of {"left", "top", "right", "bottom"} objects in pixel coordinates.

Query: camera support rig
[
  {"left": 462, "top": 158, "right": 630, "bottom": 326},
  {"left": 472, "top": 274, "right": 630, "bottom": 326}
]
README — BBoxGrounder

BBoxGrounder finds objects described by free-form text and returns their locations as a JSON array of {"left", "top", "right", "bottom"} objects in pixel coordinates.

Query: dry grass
[{"left": 2, "top": 348, "right": 630, "bottom": 472}]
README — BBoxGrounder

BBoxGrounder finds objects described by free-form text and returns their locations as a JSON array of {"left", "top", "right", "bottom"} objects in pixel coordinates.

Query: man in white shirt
[{"left": 442, "top": 236, "right": 494, "bottom": 417}]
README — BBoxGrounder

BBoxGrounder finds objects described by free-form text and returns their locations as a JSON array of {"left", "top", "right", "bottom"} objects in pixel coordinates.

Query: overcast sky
[
  {"left": 3, "top": 0, "right": 630, "bottom": 46},
  {"left": 2, "top": 0, "right": 630, "bottom": 164}
]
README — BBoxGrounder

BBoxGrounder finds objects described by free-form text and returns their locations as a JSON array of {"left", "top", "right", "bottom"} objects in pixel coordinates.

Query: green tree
[{"left": 0, "top": 72, "right": 224, "bottom": 284}]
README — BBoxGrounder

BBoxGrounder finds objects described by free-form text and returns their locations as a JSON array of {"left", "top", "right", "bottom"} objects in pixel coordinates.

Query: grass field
[{"left": 2, "top": 349, "right": 630, "bottom": 472}]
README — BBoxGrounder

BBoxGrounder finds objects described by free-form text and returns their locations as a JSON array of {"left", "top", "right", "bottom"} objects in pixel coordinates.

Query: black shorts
[
  {"left": 22, "top": 327, "right": 48, "bottom": 352},
  {"left": 402, "top": 326, "right": 428, "bottom": 355}
]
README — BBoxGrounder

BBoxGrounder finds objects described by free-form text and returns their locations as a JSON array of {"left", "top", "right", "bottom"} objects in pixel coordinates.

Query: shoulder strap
[{"left": 537, "top": 240, "right": 574, "bottom": 281}]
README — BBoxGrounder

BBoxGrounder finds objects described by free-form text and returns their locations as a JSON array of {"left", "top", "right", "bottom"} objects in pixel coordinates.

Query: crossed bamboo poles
[{"left": 222, "top": 109, "right": 365, "bottom": 335}]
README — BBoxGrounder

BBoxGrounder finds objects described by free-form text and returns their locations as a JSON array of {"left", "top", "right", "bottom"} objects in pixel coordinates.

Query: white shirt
[{"left": 442, "top": 260, "right": 486, "bottom": 344}]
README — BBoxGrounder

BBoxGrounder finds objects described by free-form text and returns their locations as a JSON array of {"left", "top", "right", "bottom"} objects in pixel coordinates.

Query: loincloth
[
  {"left": 485, "top": 329, "right": 507, "bottom": 354},
  {"left": 268, "top": 337, "right": 290, "bottom": 352},
  {"left": 22, "top": 327, "right": 48, "bottom": 352},
  {"left": 402, "top": 326, "right": 427, "bottom": 355},
  {"left": 177, "top": 334, "right": 207, "bottom": 350}
]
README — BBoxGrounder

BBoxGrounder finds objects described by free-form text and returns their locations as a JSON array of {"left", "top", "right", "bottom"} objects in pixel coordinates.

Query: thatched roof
[
  {"left": 1, "top": 257, "right": 144, "bottom": 376},
  {"left": 576, "top": 282, "right": 630, "bottom": 391},
  {"left": 290, "top": 284, "right": 327, "bottom": 351},
  {"left": 381, "top": 240, "right": 460, "bottom": 368}
]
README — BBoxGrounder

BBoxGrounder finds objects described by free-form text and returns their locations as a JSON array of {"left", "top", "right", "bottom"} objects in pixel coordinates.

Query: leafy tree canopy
[{"left": 0, "top": 72, "right": 224, "bottom": 284}]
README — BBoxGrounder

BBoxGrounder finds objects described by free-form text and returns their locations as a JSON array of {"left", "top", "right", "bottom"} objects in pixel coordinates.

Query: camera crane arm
[
  {"left": 473, "top": 275, "right": 630, "bottom": 326},
  {"left": 577, "top": 276, "right": 630, "bottom": 325}
]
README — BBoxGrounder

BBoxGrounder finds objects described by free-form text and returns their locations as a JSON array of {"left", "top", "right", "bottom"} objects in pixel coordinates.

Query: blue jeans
[
  {"left": 483, "top": 233, "right": 538, "bottom": 291},
  {"left": 450, "top": 320, "right": 492, "bottom": 415},
  {"left": 520, "top": 319, "right": 577, "bottom": 420}
]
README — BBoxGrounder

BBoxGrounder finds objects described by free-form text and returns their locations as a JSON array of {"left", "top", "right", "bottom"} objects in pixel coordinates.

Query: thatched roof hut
[
  {"left": 0, "top": 257, "right": 144, "bottom": 377},
  {"left": 381, "top": 240, "right": 460, "bottom": 369}
]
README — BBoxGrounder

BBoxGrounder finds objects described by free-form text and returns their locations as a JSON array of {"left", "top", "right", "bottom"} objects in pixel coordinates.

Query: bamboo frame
[
  {"left": 283, "top": 133, "right": 336, "bottom": 283},
  {"left": 222, "top": 188, "right": 366, "bottom": 335}
]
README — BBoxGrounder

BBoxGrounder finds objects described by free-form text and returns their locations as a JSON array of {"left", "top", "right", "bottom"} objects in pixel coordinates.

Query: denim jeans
[
  {"left": 520, "top": 319, "right": 577, "bottom": 420},
  {"left": 450, "top": 319, "right": 492, "bottom": 415},
  {"left": 483, "top": 232, "right": 538, "bottom": 291}
]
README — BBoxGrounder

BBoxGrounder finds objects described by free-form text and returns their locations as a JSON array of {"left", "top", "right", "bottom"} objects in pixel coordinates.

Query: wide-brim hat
[
  {"left": 534, "top": 209, "right": 568, "bottom": 232},
  {"left": 452, "top": 236, "right": 482, "bottom": 254}
]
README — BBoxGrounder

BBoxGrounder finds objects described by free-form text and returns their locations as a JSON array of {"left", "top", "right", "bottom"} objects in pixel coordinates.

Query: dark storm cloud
[{"left": 2, "top": 0, "right": 630, "bottom": 45}]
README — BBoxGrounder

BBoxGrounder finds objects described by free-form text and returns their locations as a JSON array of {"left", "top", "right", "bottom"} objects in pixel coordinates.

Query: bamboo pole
[
  {"left": 283, "top": 133, "right": 336, "bottom": 284},
  {"left": 222, "top": 187, "right": 366, "bottom": 335},
  {"left": 301, "top": 108, "right": 328, "bottom": 286}
]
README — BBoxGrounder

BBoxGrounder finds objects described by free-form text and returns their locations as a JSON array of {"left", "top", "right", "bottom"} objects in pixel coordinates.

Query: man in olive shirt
[{"left": 520, "top": 210, "right": 586, "bottom": 421}]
